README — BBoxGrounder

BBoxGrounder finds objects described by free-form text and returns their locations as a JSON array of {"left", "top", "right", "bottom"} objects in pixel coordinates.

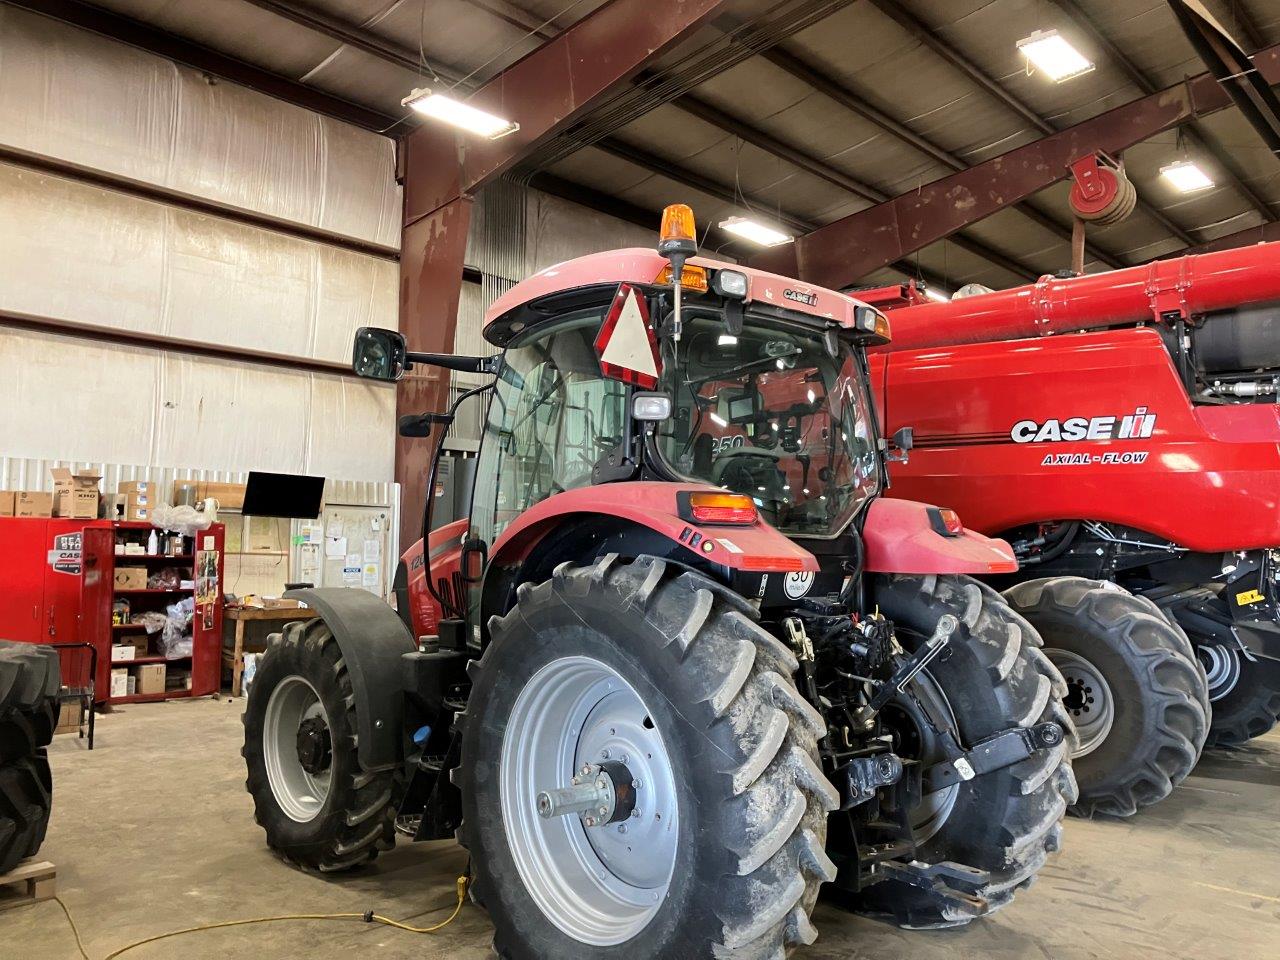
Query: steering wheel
[{"left": 711, "top": 446, "right": 784, "bottom": 485}]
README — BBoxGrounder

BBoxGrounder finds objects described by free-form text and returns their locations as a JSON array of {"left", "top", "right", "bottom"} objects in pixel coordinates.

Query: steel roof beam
[
  {"left": 868, "top": 0, "right": 1195, "bottom": 247},
  {"left": 755, "top": 47, "right": 1124, "bottom": 270},
  {"left": 750, "top": 41, "right": 1280, "bottom": 288},
  {"left": 1051, "top": 0, "right": 1273, "bottom": 221},
  {"left": 672, "top": 95, "right": 1041, "bottom": 280}
]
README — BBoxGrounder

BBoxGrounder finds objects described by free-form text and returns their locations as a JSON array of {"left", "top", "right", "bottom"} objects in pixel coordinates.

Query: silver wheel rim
[
  {"left": 904, "top": 669, "right": 960, "bottom": 842},
  {"left": 1199, "top": 644, "right": 1242, "bottom": 702},
  {"left": 500, "top": 656, "right": 678, "bottom": 946},
  {"left": 263, "top": 675, "right": 333, "bottom": 822},
  {"left": 1049, "top": 650, "right": 1115, "bottom": 757}
]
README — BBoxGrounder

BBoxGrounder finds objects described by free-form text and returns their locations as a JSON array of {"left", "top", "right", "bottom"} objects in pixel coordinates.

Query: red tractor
[
  {"left": 241, "top": 206, "right": 1074, "bottom": 958},
  {"left": 866, "top": 242, "right": 1280, "bottom": 818}
]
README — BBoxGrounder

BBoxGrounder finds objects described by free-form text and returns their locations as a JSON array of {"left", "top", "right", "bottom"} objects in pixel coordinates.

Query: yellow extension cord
[{"left": 52, "top": 874, "right": 469, "bottom": 960}]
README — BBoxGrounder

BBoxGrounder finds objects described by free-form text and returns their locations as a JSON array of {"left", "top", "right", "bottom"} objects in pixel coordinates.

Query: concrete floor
[{"left": 7, "top": 697, "right": 1279, "bottom": 960}]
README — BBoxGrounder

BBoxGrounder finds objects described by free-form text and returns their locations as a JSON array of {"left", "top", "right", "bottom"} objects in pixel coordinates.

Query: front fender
[
  {"left": 282, "top": 587, "right": 415, "bottom": 771},
  {"left": 861, "top": 498, "right": 1017, "bottom": 575},
  {"left": 488, "top": 481, "right": 818, "bottom": 574}
]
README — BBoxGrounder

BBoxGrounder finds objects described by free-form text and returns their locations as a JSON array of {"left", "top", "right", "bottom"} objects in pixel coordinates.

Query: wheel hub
[
  {"left": 1048, "top": 649, "right": 1115, "bottom": 757},
  {"left": 1197, "top": 644, "right": 1242, "bottom": 702},
  {"left": 296, "top": 717, "right": 332, "bottom": 775},
  {"left": 501, "top": 656, "right": 678, "bottom": 946}
]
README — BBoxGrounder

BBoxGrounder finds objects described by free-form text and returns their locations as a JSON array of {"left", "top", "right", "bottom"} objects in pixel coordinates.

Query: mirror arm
[{"left": 405, "top": 352, "right": 500, "bottom": 375}]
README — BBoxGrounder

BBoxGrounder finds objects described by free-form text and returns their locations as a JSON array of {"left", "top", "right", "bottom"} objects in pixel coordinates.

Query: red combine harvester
[{"left": 866, "top": 242, "right": 1280, "bottom": 817}]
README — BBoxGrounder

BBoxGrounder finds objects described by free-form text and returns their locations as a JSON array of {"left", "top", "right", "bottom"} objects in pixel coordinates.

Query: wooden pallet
[{"left": 0, "top": 859, "right": 56, "bottom": 911}]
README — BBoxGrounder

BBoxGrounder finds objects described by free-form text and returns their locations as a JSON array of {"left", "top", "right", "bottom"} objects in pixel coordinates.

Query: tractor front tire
[
  {"left": 866, "top": 574, "right": 1077, "bottom": 926},
  {"left": 243, "top": 618, "right": 405, "bottom": 872},
  {"left": 456, "top": 555, "right": 840, "bottom": 959},
  {"left": 1004, "top": 578, "right": 1209, "bottom": 817}
]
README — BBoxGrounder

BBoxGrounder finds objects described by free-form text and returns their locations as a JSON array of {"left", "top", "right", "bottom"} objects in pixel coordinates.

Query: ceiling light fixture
[
  {"left": 1159, "top": 160, "right": 1214, "bottom": 193},
  {"left": 718, "top": 217, "right": 794, "bottom": 247},
  {"left": 401, "top": 87, "right": 520, "bottom": 139},
  {"left": 1017, "top": 29, "right": 1094, "bottom": 82}
]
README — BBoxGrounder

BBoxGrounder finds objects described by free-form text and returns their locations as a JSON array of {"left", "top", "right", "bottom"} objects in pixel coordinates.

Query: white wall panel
[
  {"left": 155, "top": 353, "right": 311, "bottom": 473},
  {"left": 306, "top": 376, "right": 397, "bottom": 482},
  {"left": 0, "top": 326, "right": 394, "bottom": 482},
  {"left": 0, "top": 6, "right": 400, "bottom": 248},
  {"left": 0, "top": 327, "right": 160, "bottom": 465},
  {"left": 526, "top": 189, "right": 654, "bottom": 273},
  {"left": 0, "top": 163, "right": 398, "bottom": 363}
]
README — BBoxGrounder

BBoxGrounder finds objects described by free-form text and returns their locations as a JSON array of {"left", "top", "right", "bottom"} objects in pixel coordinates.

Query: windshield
[
  {"left": 470, "top": 310, "right": 627, "bottom": 545},
  {"left": 654, "top": 312, "right": 881, "bottom": 537}
]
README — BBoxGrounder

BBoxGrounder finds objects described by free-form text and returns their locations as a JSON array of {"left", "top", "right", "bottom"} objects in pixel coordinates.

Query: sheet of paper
[
  {"left": 364, "top": 539, "right": 381, "bottom": 562},
  {"left": 325, "top": 536, "right": 347, "bottom": 558},
  {"left": 362, "top": 562, "right": 380, "bottom": 588}
]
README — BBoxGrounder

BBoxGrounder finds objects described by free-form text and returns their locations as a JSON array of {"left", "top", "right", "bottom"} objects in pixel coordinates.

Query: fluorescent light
[
  {"left": 925, "top": 287, "right": 950, "bottom": 303},
  {"left": 1160, "top": 161, "right": 1214, "bottom": 193},
  {"left": 1017, "top": 30, "right": 1094, "bottom": 82},
  {"left": 401, "top": 87, "right": 519, "bottom": 139},
  {"left": 718, "top": 217, "right": 794, "bottom": 247}
]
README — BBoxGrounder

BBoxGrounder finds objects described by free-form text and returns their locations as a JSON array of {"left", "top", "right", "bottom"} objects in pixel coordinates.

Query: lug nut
[
  {"left": 600, "top": 750, "right": 610, "bottom": 760},
  {"left": 618, "top": 825, "right": 628, "bottom": 834},
  {"left": 584, "top": 816, "right": 596, "bottom": 827},
  {"left": 632, "top": 779, "right": 642, "bottom": 789}
]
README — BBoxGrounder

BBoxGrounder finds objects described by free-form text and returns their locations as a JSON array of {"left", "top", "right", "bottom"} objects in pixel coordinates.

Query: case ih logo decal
[
  {"left": 1011, "top": 407, "right": 1156, "bottom": 444},
  {"left": 783, "top": 288, "right": 818, "bottom": 307},
  {"left": 47, "top": 532, "right": 82, "bottom": 575}
]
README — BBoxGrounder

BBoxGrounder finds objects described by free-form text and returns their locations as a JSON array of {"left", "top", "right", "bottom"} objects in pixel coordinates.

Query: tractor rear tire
[
  {"left": 0, "top": 642, "right": 62, "bottom": 765},
  {"left": 0, "top": 752, "right": 53, "bottom": 875},
  {"left": 457, "top": 555, "right": 840, "bottom": 958},
  {"left": 865, "top": 574, "right": 1077, "bottom": 926},
  {"left": 243, "top": 618, "right": 406, "bottom": 872},
  {"left": 1199, "top": 649, "right": 1280, "bottom": 748},
  {"left": 1004, "top": 578, "right": 1209, "bottom": 818}
]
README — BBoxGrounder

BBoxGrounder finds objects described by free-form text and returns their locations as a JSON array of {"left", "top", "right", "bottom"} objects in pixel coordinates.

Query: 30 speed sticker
[
  {"left": 1235, "top": 588, "right": 1265, "bottom": 606},
  {"left": 1041, "top": 451, "right": 1149, "bottom": 466}
]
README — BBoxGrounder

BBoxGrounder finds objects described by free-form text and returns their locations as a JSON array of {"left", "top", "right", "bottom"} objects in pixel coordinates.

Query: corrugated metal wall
[{"left": 0, "top": 8, "right": 399, "bottom": 482}]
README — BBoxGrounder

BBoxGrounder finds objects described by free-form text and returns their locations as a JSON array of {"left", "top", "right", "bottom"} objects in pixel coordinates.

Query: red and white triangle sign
[{"left": 595, "top": 283, "right": 662, "bottom": 389}]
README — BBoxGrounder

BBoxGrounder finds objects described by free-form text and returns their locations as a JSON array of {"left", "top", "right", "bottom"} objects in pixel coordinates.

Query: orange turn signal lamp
[
  {"left": 929, "top": 507, "right": 965, "bottom": 537},
  {"left": 655, "top": 263, "right": 709, "bottom": 292},
  {"left": 684, "top": 491, "right": 758, "bottom": 525}
]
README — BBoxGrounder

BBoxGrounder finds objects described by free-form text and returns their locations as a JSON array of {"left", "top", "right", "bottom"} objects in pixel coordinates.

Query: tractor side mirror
[
  {"left": 353, "top": 327, "right": 408, "bottom": 381},
  {"left": 885, "top": 426, "right": 914, "bottom": 463}
]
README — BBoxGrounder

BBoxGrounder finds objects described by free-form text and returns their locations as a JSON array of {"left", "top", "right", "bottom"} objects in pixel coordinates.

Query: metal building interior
[{"left": 0, "top": 1, "right": 1277, "bottom": 958}]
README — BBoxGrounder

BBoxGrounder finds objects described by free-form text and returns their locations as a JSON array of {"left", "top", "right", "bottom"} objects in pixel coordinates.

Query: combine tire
[
  {"left": 0, "top": 643, "right": 61, "bottom": 764},
  {"left": 243, "top": 618, "right": 406, "bottom": 872},
  {"left": 1005, "top": 578, "right": 1209, "bottom": 817},
  {"left": 865, "top": 575, "right": 1076, "bottom": 926},
  {"left": 457, "top": 555, "right": 839, "bottom": 958},
  {"left": 0, "top": 753, "right": 53, "bottom": 874},
  {"left": 1198, "top": 645, "right": 1280, "bottom": 748}
]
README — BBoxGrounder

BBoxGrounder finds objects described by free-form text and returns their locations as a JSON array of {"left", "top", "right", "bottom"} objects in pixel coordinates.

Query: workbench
[{"left": 223, "top": 606, "right": 318, "bottom": 697}]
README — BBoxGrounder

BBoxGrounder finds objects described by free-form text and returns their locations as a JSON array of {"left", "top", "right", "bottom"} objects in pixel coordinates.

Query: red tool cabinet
[
  {"left": 80, "top": 521, "right": 224, "bottom": 704},
  {"left": 0, "top": 517, "right": 88, "bottom": 645}
]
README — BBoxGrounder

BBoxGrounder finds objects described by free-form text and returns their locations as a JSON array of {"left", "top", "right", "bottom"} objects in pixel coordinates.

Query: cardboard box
[
  {"left": 52, "top": 468, "right": 101, "bottom": 519},
  {"left": 0, "top": 491, "right": 13, "bottom": 516},
  {"left": 122, "top": 495, "right": 151, "bottom": 522},
  {"left": 101, "top": 493, "right": 126, "bottom": 521},
  {"left": 15, "top": 491, "right": 53, "bottom": 518},
  {"left": 261, "top": 597, "right": 302, "bottom": 610},
  {"left": 110, "top": 669, "right": 129, "bottom": 698},
  {"left": 117, "top": 480, "right": 155, "bottom": 498},
  {"left": 127, "top": 675, "right": 137, "bottom": 695},
  {"left": 55, "top": 708, "right": 80, "bottom": 736},
  {"left": 114, "top": 567, "right": 149, "bottom": 590},
  {"left": 173, "top": 479, "right": 245, "bottom": 510},
  {"left": 110, "top": 645, "right": 136, "bottom": 663},
  {"left": 135, "top": 663, "right": 166, "bottom": 695}
]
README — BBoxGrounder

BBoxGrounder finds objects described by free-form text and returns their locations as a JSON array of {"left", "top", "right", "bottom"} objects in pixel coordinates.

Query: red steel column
[{"left": 396, "top": 197, "right": 473, "bottom": 551}]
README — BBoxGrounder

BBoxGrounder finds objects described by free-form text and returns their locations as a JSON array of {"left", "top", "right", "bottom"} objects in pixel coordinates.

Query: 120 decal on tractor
[
  {"left": 241, "top": 205, "right": 1075, "bottom": 958},
  {"left": 864, "top": 243, "right": 1280, "bottom": 818}
]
